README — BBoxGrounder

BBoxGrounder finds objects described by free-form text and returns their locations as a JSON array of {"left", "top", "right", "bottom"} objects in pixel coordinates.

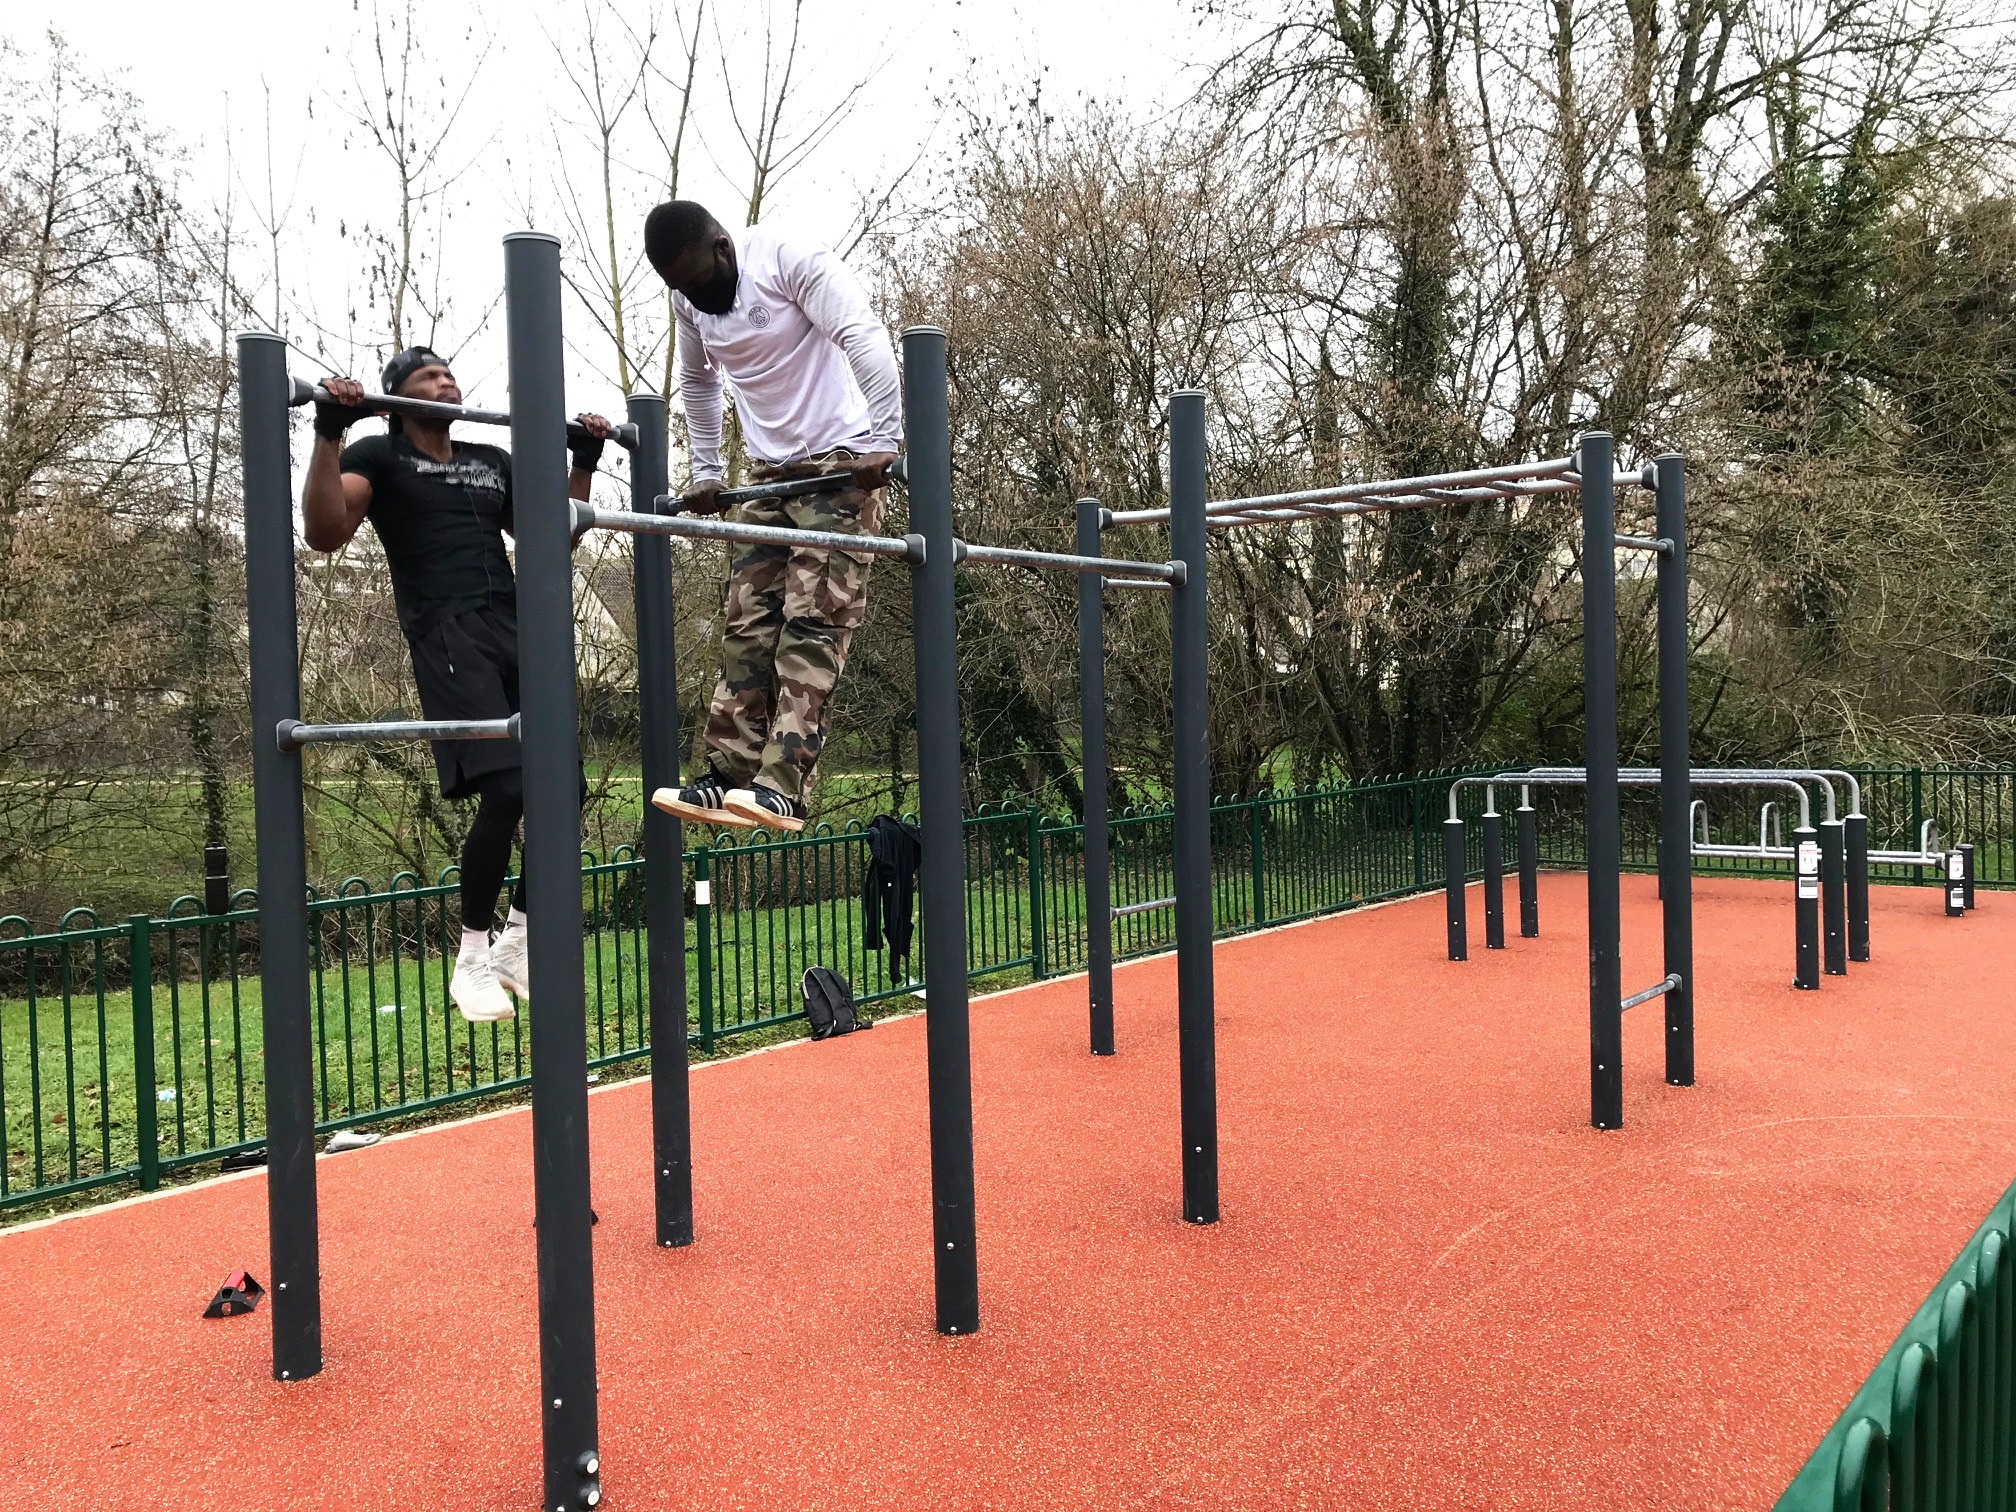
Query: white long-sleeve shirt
[{"left": 674, "top": 225, "right": 901, "bottom": 481}]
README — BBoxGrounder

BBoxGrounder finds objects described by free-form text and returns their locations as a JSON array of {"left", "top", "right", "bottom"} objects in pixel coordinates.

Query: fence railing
[
  {"left": 4, "top": 765, "right": 2006, "bottom": 1213},
  {"left": 1773, "top": 1176, "right": 2016, "bottom": 1510}
]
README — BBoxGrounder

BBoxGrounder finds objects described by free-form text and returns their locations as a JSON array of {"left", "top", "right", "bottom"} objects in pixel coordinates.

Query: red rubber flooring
[{"left": 1, "top": 874, "right": 2011, "bottom": 1510}]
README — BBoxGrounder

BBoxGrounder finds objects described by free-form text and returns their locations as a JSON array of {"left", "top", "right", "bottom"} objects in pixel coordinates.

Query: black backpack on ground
[{"left": 802, "top": 967, "right": 872, "bottom": 1039}]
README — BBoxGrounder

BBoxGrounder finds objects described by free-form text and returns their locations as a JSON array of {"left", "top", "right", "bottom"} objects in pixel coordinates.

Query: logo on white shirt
[{"left": 747, "top": 306, "right": 772, "bottom": 329}]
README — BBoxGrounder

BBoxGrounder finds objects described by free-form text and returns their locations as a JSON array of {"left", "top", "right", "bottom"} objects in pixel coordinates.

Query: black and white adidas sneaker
[
  {"left": 651, "top": 770, "right": 757, "bottom": 827},
  {"left": 722, "top": 784, "right": 806, "bottom": 833}
]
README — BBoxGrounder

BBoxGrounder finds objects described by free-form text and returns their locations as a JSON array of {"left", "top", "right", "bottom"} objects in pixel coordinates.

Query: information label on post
[{"left": 1797, "top": 840, "right": 1821, "bottom": 899}]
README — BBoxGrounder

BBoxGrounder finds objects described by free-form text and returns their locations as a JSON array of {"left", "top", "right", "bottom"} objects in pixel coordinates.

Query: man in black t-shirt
[{"left": 302, "top": 347, "right": 611, "bottom": 1024}]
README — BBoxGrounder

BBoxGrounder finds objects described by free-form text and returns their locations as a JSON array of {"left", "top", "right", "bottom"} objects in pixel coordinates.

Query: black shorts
[{"left": 407, "top": 603, "right": 521, "bottom": 800}]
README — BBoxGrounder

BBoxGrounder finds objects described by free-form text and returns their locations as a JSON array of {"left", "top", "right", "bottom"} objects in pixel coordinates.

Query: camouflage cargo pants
[{"left": 702, "top": 458, "right": 883, "bottom": 803}]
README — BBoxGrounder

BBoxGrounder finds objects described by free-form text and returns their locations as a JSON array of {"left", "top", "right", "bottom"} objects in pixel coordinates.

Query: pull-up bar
[{"left": 289, "top": 376, "right": 640, "bottom": 452}]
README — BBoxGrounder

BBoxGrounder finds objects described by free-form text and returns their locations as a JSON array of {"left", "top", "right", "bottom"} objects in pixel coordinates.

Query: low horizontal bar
[
  {"left": 954, "top": 542, "right": 1183, "bottom": 583},
  {"left": 277, "top": 714, "right": 518, "bottom": 753},
  {"left": 658, "top": 455, "right": 909, "bottom": 510},
  {"left": 1103, "top": 575, "right": 1172, "bottom": 592},
  {"left": 1112, "top": 896, "right": 1177, "bottom": 918},
  {"left": 584, "top": 505, "right": 924, "bottom": 563},
  {"left": 1614, "top": 534, "right": 1673, "bottom": 555},
  {"left": 1621, "top": 974, "right": 1682, "bottom": 1012},
  {"left": 290, "top": 377, "right": 637, "bottom": 451}
]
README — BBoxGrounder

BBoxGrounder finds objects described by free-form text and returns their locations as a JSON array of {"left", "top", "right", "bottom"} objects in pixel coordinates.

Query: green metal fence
[
  {"left": 4, "top": 765, "right": 2005, "bottom": 1214},
  {"left": 1774, "top": 1176, "right": 2016, "bottom": 1510}
]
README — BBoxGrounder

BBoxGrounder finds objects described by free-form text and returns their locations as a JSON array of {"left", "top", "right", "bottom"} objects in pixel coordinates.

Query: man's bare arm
[{"left": 302, "top": 376, "right": 375, "bottom": 551}]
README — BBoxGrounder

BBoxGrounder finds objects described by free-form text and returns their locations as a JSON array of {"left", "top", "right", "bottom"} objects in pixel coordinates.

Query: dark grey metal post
[
  {"left": 1961, "top": 843, "right": 1976, "bottom": 910},
  {"left": 1517, "top": 796, "right": 1540, "bottom": 937},
  {"left": 1482, "top": 810, "right": 1505, "bottom": 950},
  {"left": 1077, "top": 499, "right": 1114, "bottom": 1056},
  {"left": 1846, "top": 812, "right": 1871, "bottom": 962},
  {"left": 237, "top": 330, "right": 322, "bottom": 1384},
  {"left": 1443, "top": 818, "right": 1468, "bottom": 961},
  {"left": 1654, "top": 454, "right": 1694, "bottom": 1087},
  {"left": 903, "top": 327, "right": 981, "bottom": 1333},
  {"left": 1169, "top": 389, "right": 1218, "bottom": 1226},
  {"left": 1820, "top": 819, "right": 1847, "bottom": 975},
  {"left": 504, "top": 231, "right": 601, "bottom": 1511},
  {"left": 1794, "top": 825, "right": 1821, "bottom": 988},
  {"left": 631, "top": 394, "right": 693, "bottom": 1249},
  {"left": 1581, "top": 432, "right": 1623, "bottom": 1130}
]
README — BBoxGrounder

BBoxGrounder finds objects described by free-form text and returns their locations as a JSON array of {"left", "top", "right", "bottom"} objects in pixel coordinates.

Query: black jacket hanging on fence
[{"left": 863, "top": 814, "right": 923, "bottom": 971}]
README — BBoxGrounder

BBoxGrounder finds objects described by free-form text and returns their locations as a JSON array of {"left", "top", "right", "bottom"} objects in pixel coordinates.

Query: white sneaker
[
  {"left": 491, "top": 923, "right": 530, "bottom": 1000},
  {"left": 451, "top": 953, "right": 516, "bottom": 1023}
]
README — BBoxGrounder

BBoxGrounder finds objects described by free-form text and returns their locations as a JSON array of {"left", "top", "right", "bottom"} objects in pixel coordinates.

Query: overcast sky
[{"left": 9, "top": 0, "right": 1237, "bottom": 431}]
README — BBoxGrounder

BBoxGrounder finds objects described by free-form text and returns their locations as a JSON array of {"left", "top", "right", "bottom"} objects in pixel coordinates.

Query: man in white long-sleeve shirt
[{"left": 642, "top": 200, "right": 901, "bottom": 832}]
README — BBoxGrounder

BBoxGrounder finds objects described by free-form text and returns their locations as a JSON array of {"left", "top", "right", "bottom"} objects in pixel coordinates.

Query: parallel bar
[
  {"left": 1107, "top": 454, "right": 1583, "bottom": 525},
  {"left": 504, "top": 230, "right": 601, "bottom": 1512},
  {"left": 1169, "top": 389, "right": 1219, "bottom": 1226},
  {"left": 1820, "top": 821, "right": 1848, "bottom": 975},
  {"left": 277, "top": 716, "right": 516, "bottom": 751},
  {"left": 290, "top": 376, "right": 638, "bottom": 451},
  {"left": 1845, "top": 812, "right": 1871, "bottom": 962},
  {"left": 1517, "top": 796, "right": 1540, "bottom": 937},
  {"left": 1102, "top": 575, "right": 1172, "bottom": 591},
  {"left": 630, "top": 393, "right": 693, "bottom": 1250},
  {"left": 1482, "top": 811, "right": 1505, "bottom": 950},
  {"left": 1443, "top": 818, "right": 1468, "bottom": 961},
  {"left": 238, "top": 330, "right": 323, "bottom": 1384},
  {"left": 587, "top": 505, "right": 920, "bottom": 559},
  {"left": 1111, "top": 895, "right": 1177, "bottom": 919},
  {"left": 903, "top": 326, "right": 981, "bottom": 1334},
  {"left": 1654, "top": 453, "right": 1694, "bottom": 1088},
  {"left": 1793, "top": 824, "right": 1821, "bottom": 987},
  {"left": 1621, "top": 974, "right": 1683, "bottom": 1011},
  {"left": 1614, "top": 534, "right": 1672, "bottom": 554},
  {"left": 1581, "top": 432, "right": 1624, "bottom": 1131},
  {"left": 688, "top": 455, "right": 907, "bottom": 508},
  {"left": 956, "top": 541, "right": 1181, "bottom": 583},
  {"left": 1198, "top": 478, "right": 1584, "bottom": 528},
  {"left": 1079, "top": 496, "right": 1115, "bottom": 1058}
]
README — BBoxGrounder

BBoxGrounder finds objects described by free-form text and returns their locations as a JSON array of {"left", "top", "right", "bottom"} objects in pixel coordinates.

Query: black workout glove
[
  {"left": 569, "top": 421, "right": 606, "bottom": 475},
  {"left": 314, "top": 396, "right": 360, "bottom": 440}
]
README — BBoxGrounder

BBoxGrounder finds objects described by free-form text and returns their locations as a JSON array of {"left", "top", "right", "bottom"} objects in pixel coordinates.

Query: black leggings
[{"left": 462, "top": 768, "right": 527, "bottom": 933}]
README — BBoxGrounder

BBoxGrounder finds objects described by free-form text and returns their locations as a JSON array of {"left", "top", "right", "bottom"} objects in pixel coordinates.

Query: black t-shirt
[{"left": 339, "top": 432, "right": 516, "bottom": 634}]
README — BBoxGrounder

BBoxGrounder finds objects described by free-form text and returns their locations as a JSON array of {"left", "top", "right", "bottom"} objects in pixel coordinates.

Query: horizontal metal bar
[
  {"left": 1513, "top": 768, "right": 1813, "bottom": 829},
  {"left": 1103, "top": 575, "right": 1172, "bottom": 592},
  {"left": 290, "top": 377, "right": 637, "bottom": 451},
  {"left": 1614, "top": 534, "right": 1672, "bottom": 554},
  {"left": 277, "top": 715, "right": 518, "bottom": 752},
  {"left": 1202, "top": 478, "right": 1587, "bottom": 530},
  {"left": 954, "top": 541, "right": 1183, "bottom": 583},
  {"left": 657, "top": 455, "right": 909, "bottom": 510},
  {"left": 585, "top": 505, "right": 924, "bottom": 562},
  {"left": 1621, "top": 974, "right": 1682, "bottom": 1011},
  {"left": 1107, "top": 456, "right": 1585, "bottom": 526},
  {"left": 1112, "top": 896, "right": 1178, "bottom": 918}
]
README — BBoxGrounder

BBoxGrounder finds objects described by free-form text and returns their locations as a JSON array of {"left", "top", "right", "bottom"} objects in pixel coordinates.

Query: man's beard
[{"left": 688, "top": 256, "right": 738, "bottom": 315}]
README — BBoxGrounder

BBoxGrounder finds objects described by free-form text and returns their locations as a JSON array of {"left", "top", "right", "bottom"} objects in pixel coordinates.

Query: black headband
[{"left": 381, "top": 346, "right": 446, "bottom": 396}]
